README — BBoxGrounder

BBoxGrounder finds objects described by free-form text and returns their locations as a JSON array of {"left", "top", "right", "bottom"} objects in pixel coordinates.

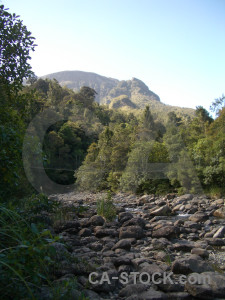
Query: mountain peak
[{"left": 42, "top": 70, "right": 160, "bottom": 107}]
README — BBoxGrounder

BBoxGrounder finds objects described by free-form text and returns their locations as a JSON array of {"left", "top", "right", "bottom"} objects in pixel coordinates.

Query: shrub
[{"left": 97, "top": 191, "right": 116, "bottom": 221}]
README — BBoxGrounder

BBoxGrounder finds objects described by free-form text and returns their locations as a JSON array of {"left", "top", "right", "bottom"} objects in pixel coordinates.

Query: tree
[
  {"left": 0, "top": 5, "right": 36, "bottom": 198},
  {"left": 210, "top": 94, "right": 225, "bottom": 116},
  {"left": 0, "top": 5, "right": 36, "bottom": 91}
]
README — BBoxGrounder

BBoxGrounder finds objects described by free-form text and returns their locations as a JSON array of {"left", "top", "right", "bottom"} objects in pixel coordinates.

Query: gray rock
[
  {"left": 185, "top": 271, "right": 225, "bottom": 299},
  {"left": 213, "top": 207, "right": 225, "bottom": 218},
  {"left": 172, "top": 254, "right": 213, "bottom": 274},
  {"left": 138, "top": 289, "right": 168, "bottom": 300},
  {"left": 118, "top": 211, "right": 133, "bottom": 224},
  {"left": 152, "top": 225, "right": 179, "bottom": 239},
  {"left": 119, "top": 225, "right": 144, "bottom": 239},
  {"left": 191, "top": 248, "right": 209, "bottom": 259},
  {"left": 150, "top": 205, "right": 172, "bottom": 216},
  {"left": 78, "top": 228, "right": 92, "bottom": 237},
  {"left": 112, "top": 238, "right": 132, "bottom": 251},
  {"left": 173, "top": 240, "right": 196, "bottom": 252},
  {"left": 119, "top": 284, "right": 148, "bottom": 298},
  {"left": 95, "top": 227, "right": 118, "bottom": 238},
  {"left": 88, "top": 215, "right": 105, "bottom": 226},
  {"left": 213, "top": 226, "right": 225, "bottom": 238},
  {"left": 189, "top": 212, "right": 208, "bottom": 223},
  {"left": 122, "top": 217, "right": 146, "bottom": 228}
]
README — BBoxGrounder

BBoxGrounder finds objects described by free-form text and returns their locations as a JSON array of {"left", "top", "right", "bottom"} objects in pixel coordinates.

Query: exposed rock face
[
  {"left": 49, "top": 192, "right": 225, "bottom": 299},
  {"left": 42, "top": 71, "right": 160, "bottom": 107}
]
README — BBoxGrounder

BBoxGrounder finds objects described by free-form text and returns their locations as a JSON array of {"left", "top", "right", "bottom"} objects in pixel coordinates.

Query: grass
[
  {"left": 97, "top": 191, "right": 116, "bottom": 221},
  {"left": 0, "top": 194, "right": 90, "bottom": 299}
]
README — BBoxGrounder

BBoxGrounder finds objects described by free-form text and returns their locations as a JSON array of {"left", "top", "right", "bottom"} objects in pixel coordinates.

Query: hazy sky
[{"left": 6, "top": 0, "right": 225, "bottom": 111}]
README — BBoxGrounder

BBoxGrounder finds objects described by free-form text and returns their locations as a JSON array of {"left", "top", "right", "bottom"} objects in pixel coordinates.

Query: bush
[
  {"left": 0, "top": 204, "right": 59, "bottom": 299},
  {"left": 97, "top": 191, "right": 116, "bottom": 221}
]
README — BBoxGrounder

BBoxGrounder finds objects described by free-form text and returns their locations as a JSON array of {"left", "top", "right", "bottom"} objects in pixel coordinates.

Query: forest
[{"left": 0, "top": 4, "right": 225, "bottom": 299}]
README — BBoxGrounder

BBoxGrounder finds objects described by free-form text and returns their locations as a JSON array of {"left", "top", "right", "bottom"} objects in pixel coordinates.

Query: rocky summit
[{"left": 46, "top": 192, "right": 225, "bottom": 300}]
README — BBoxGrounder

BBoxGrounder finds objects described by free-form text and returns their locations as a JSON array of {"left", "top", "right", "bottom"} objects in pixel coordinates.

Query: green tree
[
  {"left": 0, "top": 5, "right": 36, "bottom": 198},
  {"left": 0, "top": 5, "right": 36, "bottom": 91}
]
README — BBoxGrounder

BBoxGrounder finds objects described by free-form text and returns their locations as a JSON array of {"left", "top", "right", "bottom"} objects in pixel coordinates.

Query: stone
[
  {"left": 152, "top": 225, "right": 179, "bottom": 239},
  {"left": 173, "top": 240, "right": 196, "bottom": 252},
  {"left": 122, "top": 217, "right": 146, "bottom": 228},
  {"left": 119, "top": 284, "right": 148, "bottom": 298},
  {"left": 172, "top": 254, "right": 213, "bottom": 274},
  {"left": 83, "top": 289, "right": 102, "bottom": 300},
  {"left": 138, "top": 289, "right": 168, "bottom": 300},
  {"left": 112, "top": 239, "right": 132, "bottom": 251},
  {"left": 185, "top": 271, "right": 225, "bottom": 299},
  {"left": 119, "top": 225, "right": 144, "bottom": 239},
  {"left": 188, "top": 212, "right": 208, "bottom": 223},
  {"left": 213, "top": 208, "right": 225, "bottom": 218},
  {"left": 54, "top": 220, "right": 80, "bottom": 234},
  {"left": 150, "top": 205, "right": 172, "bottom": 216},
  {"left": 191, "top": 248, "right": 209, "bottom": 259},
  {"left": 78, "top": 228, "right": 92, "bottom": 237},
  {"left": 95, "top": 228, "right": 118, "bottom": 238},
  {"left": 213, "top": 226, "right": 225, "bottom": 238},
  {"left": 88, "top": 215, "right": 105, "bottom": 226},
  {"left": 118, "top": 212, "right": 133, "bottom": 224}
]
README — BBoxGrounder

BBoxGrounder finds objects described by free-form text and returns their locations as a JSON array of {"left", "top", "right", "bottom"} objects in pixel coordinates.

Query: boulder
[
  {"left": 213, "top": 207, "right": 225, "bottom": 218},
  {"left": 88, "top": 215, "right": 105, "bottom": 226},
  {"left": 119, "top": 225, "right": 144, "bottom": 239},
  {"left": 112, "top": 239, "right": 132, "bottom": 251},
  {"left": 172, "top": 254, "right": 213, "bottom": 274},
  {"left": 213, "top": 226, "right": 225, "bottom": 238},
  {"left": 152, "top": 225, "right": 179, "bottom": 239},
  {"left": 185, "top": 272, "right": 225, "bottom": 299},
  {"left": 150, "top": 205, "right": 172, "bottom": 216}
]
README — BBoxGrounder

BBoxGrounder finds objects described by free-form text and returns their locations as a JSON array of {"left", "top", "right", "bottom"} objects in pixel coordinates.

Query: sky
[{"left": 5, "top": 0, "right": 225, "bottom": 112}]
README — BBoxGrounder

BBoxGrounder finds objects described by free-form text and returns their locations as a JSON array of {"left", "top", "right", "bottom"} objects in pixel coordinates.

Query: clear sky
[{"left": 5, "top": 0, "right": 225, "bottom": 112}]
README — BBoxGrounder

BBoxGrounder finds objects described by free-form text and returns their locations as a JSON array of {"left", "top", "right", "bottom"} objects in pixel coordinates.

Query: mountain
[{"left": 42, "top": 70, "right": 194, "bottom": 120}]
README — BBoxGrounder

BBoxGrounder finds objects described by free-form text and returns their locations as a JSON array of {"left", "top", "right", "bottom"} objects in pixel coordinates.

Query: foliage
[
  {"left": 0, "top": 5, "right": 36, "bottom": 91},
  {"left": 97, "top": 191, "right": 116, "bottom": 221},
  {"left": 0, "top": 203, "right": 59, "bottom": 299}
]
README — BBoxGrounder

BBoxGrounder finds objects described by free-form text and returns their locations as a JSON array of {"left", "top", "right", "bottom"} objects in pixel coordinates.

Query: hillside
[{"left": 42, "top": 70, "right": 195, "bottom": 120}]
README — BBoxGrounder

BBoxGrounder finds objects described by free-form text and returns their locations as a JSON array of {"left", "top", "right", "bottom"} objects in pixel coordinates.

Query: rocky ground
[{"left": 46, "top": 192, "right": 225, "bottom": 299}]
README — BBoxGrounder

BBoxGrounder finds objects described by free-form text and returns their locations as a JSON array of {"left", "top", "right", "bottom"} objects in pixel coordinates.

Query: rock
[
  {"left": 188, "top": 212, "right": 208, "bottom": 223},
  {"left": 88, "top": 215, "right": 105, "bottom": 226},
  {"left": 122, "top": 217, "right": 146, "bottom": 228},
  {"left": 119, "top": 284, "right": 148, "bottom": 298},
  {"left": 94, "top": 227, "right": 118, "bottom": 238},
  {"left": 213, "top": 207, "right": 225, "bottom": 218},
  {"left": 151, "top": 238, "right": 172, "bottom": 250},
  {"left": 51, "top": 242, "right": 70, "bottom": 261},
  {"left": 83, "top": 289, "right": 102, "bottom": 300},
  {"left": 152, "top": 226, "right": 179, "bottom": 239},
  {"left": 118, "top": 212, "right": 133, "bottom": 224},
  {"left": 78, "top": 228, "right": 92, "bottom": 237},
  {"left": 139, "top": 262, "right": 164, "bottom": 276},
  {"left": 191, "top": 248, "right": 209, "bottom": 259},
  {"left": 213, "top": 226, "right": 225, "bottom": 238},
  {"left": 119, "top": 225, "right": 144, "bottom": 239},
  {"left": 173, "top": 240, "right": 196, "bottom": 252},
  {"left": 176, "top": 194, "right": 193, "bottom": 203},
  {"left": 89, "top": 242, "right": 103, "bottom": 251},
  {"left": 185, "top": 271, "right": 225, "bottom": 299},
  {"left": 114, "top": 255, "right": 132, "bottom": 267},
  {"left": 183, "top": 221, "right": 201, "bottom": 230},
  {"left": 54, "top": 220, "right": 80, "bottom": 234},
  {"left": 112, "top": 239, "right": 132, "bottom": 251},
  {"left": 150, "top": 205, "right": 172, "bottom": 216},
  {"left": 90, "top": 269, "right": 118, "bottom": 293},
  {"left": 172, "top": 254, "right": 213, "bottom": 274},
  {"left": 137, "top": 289, "right": 168, "bottom": 300}
]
